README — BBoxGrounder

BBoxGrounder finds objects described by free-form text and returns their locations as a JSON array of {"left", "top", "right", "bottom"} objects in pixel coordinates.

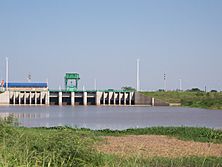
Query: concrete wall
[
  {"left": 0, "top": 91, "right": 10, "bottom": 105},
  {"left": 133, "top": 92, "right": 169, "bottom": 106},
  {"left": 154, "top": 99, "right": 169, "bottom": 106},
  {"left": 134, "top": 92, "right": 152, "bottom": 105}
]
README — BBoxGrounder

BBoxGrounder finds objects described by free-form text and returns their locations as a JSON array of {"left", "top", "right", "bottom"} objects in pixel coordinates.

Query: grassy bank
[
  {"left": 143, "top": 91, "right": 222, "bottom": 109},
  {"left": 94, "top": 127, "right": 222, "bottom": 143},
  {"left": 1, "top": 117, "right": 222, "bottom": 166},
  {"left": 0, "top": 121, "right": 103, "bottom": 166}
]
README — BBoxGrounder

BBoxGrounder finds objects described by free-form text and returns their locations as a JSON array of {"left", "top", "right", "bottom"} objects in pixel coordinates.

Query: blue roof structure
[{"left": 3, "top": 83, "right": 48, "bottom": 88}]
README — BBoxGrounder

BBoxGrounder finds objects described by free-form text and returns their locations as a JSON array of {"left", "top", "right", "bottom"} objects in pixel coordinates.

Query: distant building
[{"left": 3, "top": 82, "right": 48, "bottom": 91}]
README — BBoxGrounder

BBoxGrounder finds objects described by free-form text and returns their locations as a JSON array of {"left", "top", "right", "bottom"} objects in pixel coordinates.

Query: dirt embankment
[{"left": 97, "top": 135, "right": 222, "bottom": 158}]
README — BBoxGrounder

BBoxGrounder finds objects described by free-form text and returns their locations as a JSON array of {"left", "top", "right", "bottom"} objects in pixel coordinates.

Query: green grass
[
  {"left": 93, "top": 127, "right": 222, "bottom": 143},
  {"left": 0, "top": 117, "right": 222, "bottom": 166},
  {"left": 0, "top": 118, "right": 103, "bottom": 167},
  {"left": 143, "top": 91, "right": 222, "bottom": 109}
]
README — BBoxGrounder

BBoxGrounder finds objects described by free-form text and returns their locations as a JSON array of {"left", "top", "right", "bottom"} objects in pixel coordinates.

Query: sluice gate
[
  {"left": 49, "top": 91, "right": 135, "bottom": 106},
  {"left": 9, "top": 91, "right": 49, "bottom": 105}
]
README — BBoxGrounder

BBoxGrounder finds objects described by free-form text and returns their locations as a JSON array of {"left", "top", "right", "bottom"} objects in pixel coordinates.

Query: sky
[{"left": 0, "top": 0, "right": 222, "bottom": 91}]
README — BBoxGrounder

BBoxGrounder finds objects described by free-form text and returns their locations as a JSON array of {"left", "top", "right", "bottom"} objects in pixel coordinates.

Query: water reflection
[
  {"left": 0, "top": 106, "right": 222, "bottom": 130},
  {"left": 0, "top": 112, "right": 47, "bottom": 119}
]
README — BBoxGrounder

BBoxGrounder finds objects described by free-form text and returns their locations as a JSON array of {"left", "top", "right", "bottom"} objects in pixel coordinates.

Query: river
[{"left": 0, "top": 106, "right": 222, "bottom": 130}]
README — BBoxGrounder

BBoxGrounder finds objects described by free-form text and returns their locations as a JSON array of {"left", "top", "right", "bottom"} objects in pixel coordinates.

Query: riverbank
[
  {"left": 1, "top": 117, "right": 222, "bottom": 166},
  {"left": 143, "top": 91, "right": 222, "bottom": 110},
  {"left": 97, "top": 135, "right": 222, "bottom": 157}
]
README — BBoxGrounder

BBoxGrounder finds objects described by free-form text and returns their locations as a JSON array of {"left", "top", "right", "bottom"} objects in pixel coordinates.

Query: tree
[
  {"left": 121, "top": 86, "right": 136, "bottom": 91},
  {"left": 186, "top": 88, "right": 203, "bottom": 92}
]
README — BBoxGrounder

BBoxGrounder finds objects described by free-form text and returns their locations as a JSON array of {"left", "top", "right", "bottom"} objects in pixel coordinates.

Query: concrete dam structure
[
  {"left": 0, "top": 90, "right": 163, "bottom": 106},
  {"left": 0, "top": 73, "right": 169, "bottom": 106}
]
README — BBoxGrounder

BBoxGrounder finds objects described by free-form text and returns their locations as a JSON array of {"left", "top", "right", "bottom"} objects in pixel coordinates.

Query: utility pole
[
  {"left": 179, "top": 79, "right": 182, "bottom": 91},
  {"left": 136, "top": 59, "right": 140, "bottom": 91},
  {"left": 94, "top": 79, "right": 97, "bottom": 90},
  {"left": 27, "top": 73, "right": 31, "bottom": 82},
  {"left": 164, "top": 73, "right": 166, "bottom": 91},
  {"left": 46, "top": 78, "right": 49, "bottom": 88}
]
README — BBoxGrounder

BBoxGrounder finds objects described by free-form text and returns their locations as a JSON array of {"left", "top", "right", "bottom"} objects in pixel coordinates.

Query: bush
[
  {"left": 0, "top": 126, "right": 103, "bottom": 167},
  {"left": 186, "top": 88, "right": 203, "bottom": 92}
]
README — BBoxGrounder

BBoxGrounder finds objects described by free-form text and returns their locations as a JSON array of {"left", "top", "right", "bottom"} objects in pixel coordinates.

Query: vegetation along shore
[
  {"left": 143, "top": 90, "right": 222, "bottom": 110},
  {"left": 1, "top": 116, "right": 222, "bottom": 166}
]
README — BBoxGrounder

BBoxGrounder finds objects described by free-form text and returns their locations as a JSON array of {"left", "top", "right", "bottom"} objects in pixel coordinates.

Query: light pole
[
  {"left": 94, "top": 79, "right": 97, "bottom": 90},
  {"left": 5, "top": 57, "right": 8, "bottom": 91},
  {"left": 136, "top": 59, "right": 140, "bottom": 91},
  {"left": 179, "top": 79, "right": 182, "bottom": 91},
  {"left": 164, "top": 73, "right": 166, "bottom": 91}
]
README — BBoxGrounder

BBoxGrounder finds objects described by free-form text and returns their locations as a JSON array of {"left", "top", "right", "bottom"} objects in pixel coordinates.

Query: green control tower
[{"left": 64, "top": 73, "right": 80, "bottom": 91}]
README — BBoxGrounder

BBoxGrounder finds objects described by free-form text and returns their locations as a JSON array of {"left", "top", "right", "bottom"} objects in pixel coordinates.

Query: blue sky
[{"left": 0, "top": 0, "right": 222, "bottom": 91}]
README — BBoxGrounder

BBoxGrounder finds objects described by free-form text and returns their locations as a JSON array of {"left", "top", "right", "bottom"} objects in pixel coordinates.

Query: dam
[
  {"left": 0, "top": 73, "right": 168, "bottom": 106},
  {"left": 0, "top": 90, "right": 163, "bottom": 106}
]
